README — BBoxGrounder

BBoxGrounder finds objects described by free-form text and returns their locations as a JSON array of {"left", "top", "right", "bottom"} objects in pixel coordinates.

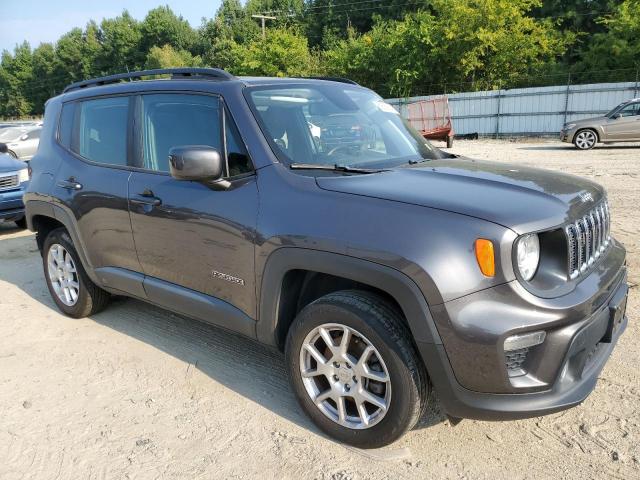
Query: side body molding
[{"left": 257, "top": 248, "right": 442, "bottom": 347}]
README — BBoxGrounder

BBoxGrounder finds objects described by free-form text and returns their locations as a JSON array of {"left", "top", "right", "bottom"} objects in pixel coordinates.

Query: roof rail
[
  {"left": 63, "top": 68, "right": 236, "bottom": 93},
  {"left": 301, "top": 76, "right": 360, "bottom": 85}
]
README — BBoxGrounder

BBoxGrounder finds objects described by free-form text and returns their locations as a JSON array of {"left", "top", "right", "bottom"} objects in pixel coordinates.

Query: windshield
[
  {"left": 605, "top": 102, "right": 628, "bottom": 117},
  {"left": 247, "top": 85, "right": 445, "bottom": 168}
]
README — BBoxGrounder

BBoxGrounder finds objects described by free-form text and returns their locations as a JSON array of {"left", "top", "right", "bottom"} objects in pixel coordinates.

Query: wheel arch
[
  {"left": 26, "top": 199, "right": 100, "bottom": 285},
  {"left": 257, "top": 248, "right": 442, "bottom": 350},
  {"left": 573, "top": 126, "right": 600, "bottom": 143}
]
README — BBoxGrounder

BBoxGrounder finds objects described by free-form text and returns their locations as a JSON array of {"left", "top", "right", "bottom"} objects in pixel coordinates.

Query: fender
[
  {"left": 25, "top": 198, "right": 102, "bottom": 287},
  {"left": 257, "top": 247, "right": 443, "bottom": 347}
]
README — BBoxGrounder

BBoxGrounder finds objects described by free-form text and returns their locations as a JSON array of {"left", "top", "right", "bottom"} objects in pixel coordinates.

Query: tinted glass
[
  {"left": 58, "top": 103, "right": 75, "bottom": 148},
  {"left": 27, "top": 129, "right": 41, "bottom": 140},
  {"left": 141, "top": 94, "right": 221, "bottom": 173},
  {"left": 225, "top": 111, "right": 252, "bottom": 177},
  {"left": 619, "top": 103, "right": 640, "bottom": 117},
  {"left": 74, "top": 97, "right": 129, "bottom": 165},
  {"left": 248, "top": 85, "right": 445, "bottom": 168}
]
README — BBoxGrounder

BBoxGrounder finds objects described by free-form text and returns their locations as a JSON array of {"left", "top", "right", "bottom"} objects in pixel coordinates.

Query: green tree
[
  {"left": 578, "top": 0, "right": 640, "bottom": 75},
  {"left": 230, "top": 28, "right": 319, "bottom": 77},
  {"left": 140, "top": 6, "right": 199, "bottom": 55},
  {"left": 325, "top": 0, "right": 570, "bottom": 97},
  {"left": 97, "top": 11, "right": 143, "bottom": 74},
  {"left": 145, "top": 44, "right": 203, "bottom": 69},
  {"left": 0, "top": 42, "right": 33, "bottom": 117}
]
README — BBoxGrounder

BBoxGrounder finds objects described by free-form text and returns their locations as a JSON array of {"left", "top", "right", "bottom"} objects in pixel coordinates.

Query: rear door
[
  {"left": 53, "top": 96, "right": 142, "bottom": 274},
  {"left": 127, "top": 92, "right": 258, "bottom": 317}
]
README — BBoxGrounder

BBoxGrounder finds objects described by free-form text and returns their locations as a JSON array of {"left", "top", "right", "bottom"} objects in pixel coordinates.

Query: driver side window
[{"left": 619, "top": 103, "right": 640, "bottom": 117}]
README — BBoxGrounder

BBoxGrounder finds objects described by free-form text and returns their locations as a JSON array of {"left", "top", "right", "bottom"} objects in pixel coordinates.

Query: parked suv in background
[
  {"left": 25, "top": 69, "right": 628, "bottom": 448},
  {"left": 562, "top": 98, "right": 640, "bottom": 149},
  {"left": 0, "top": 143, "right": 29, "bottom": 228}
]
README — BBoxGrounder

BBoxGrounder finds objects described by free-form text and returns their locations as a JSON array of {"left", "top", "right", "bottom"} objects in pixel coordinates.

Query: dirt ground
[{"left": 0, "top": 139, "right": 638, "bottom": 480}]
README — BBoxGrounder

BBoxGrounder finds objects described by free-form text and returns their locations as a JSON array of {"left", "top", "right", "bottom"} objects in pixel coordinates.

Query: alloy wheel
[
  {"left": 575, "top": 130, "right": 596, "bottom": 149},
  {"left": 47, "top": 243, "right": 80, "bottom": 306},
  {"left": 299, "top": 323, "right": 392, "bottom": 429}
]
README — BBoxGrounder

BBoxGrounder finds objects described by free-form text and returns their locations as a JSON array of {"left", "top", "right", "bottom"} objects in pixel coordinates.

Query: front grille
[
  {"left": 505, "top": 347, "right": 529, "bottom": 376},
  {"left": 0, "top": 174, "right": 19, "bottom": 191},
  {"left": 565, "top": 201, "right": 610, "bottom": 279}
]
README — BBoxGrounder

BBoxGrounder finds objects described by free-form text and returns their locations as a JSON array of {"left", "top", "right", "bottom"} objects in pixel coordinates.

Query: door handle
[
  {"left": 57, "top": 178, "right": 83, "bottom": 190},
  {"left": 132, "top": 190, "right": 162, "bottom": 206}
]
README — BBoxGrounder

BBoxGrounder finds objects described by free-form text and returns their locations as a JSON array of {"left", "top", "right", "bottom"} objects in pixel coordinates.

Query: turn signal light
[{"left": 475, "top": 239, "right": 495, "bottom": 277}]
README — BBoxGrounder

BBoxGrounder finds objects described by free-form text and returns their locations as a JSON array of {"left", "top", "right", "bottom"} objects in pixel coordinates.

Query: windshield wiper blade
[{"left": 289, "top": 163, "right": 387, "bottom": 174}]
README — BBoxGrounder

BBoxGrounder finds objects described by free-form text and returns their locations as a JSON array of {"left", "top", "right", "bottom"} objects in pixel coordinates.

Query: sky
[{"left": 0, "top": 0, "right": 223, "bottom": 52}]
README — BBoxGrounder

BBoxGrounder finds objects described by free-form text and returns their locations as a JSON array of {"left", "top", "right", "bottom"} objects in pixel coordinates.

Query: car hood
[
  {"left": 0, "top": 153, "right": 26, "bottom": 173},
  {"left": 568, "top": 116, "right": 608, "bottom": 127},
  {"left": 315, "top": 157, "right": 605, "bottom": 234}
]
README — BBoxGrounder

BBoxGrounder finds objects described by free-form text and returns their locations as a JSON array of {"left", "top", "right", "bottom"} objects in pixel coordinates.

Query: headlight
[
  {"left": 18, "top": 168, "right": 29, "bottom": 183},
  {"left": 516, "top": 234, "right": 540, "bottom": 281},
  {"left": 563, "top": 123, "right": 576, "bottom": 130}
]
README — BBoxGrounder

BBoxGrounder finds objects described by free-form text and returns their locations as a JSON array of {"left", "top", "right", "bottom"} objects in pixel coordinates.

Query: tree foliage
[{"left": 0, "top": 0, "right": 636, "bottom": 118}]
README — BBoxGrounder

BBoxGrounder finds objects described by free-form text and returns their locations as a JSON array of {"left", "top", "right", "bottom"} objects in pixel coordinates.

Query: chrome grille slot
[
  {"left": 565, "top": 200, "right": 611, "bottom": 279},
  {"left": 0, "top": 174, "right": 19, "bottom": 191}
]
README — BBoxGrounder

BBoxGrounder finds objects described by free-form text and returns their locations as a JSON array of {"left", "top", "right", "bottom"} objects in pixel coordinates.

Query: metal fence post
[
  {"left": 563, "top": 73, "right": 571, "bottom": 127},
  {"left": 635, "top": 67, "right": 639, "bottom": 98},
  {"left": 495, "top": 82, "right": 502, "bottom": 138}
]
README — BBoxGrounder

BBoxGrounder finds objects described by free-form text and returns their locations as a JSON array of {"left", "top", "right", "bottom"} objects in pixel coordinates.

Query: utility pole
[{"left": 251, "top": 14, "right": 276, "bottom": 39}]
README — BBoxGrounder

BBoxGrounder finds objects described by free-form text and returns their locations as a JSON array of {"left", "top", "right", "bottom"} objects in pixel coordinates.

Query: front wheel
[
  {"left": 42, "top": 227, "right": 110, "bottom": 318},
  {"left": 573, "top": 129, "right": 597, "bottom": 150},
  {"left": 285, "top": 290, "right": 427, "bottom": 448}
]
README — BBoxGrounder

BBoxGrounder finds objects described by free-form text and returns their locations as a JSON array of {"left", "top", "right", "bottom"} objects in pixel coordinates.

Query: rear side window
[
  {"left": 140, "top": 93, "right": 221, "bottom": 173},
  {"left": 72, "top": 96, "right": 129, "bottom": 166},
  {"left": 58, "top": 103, "right": 75, "bottom": 149}
]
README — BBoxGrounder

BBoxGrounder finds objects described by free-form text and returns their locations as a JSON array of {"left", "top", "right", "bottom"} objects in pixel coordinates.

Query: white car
[{"left": 2, "top": 127, "right": 41, "bottom": 160}]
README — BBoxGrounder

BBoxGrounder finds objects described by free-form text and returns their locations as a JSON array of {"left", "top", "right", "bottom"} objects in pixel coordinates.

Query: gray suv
[{"left": 25, "top": 69, "right": 628, "bottom": 448}]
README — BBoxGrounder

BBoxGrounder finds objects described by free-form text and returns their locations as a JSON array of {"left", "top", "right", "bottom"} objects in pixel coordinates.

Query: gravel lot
[{"left": 0, "top": 139, "right": 638, "bottom": 479}]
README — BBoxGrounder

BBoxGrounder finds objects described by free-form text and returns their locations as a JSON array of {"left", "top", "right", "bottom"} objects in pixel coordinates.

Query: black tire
[
  {"left": 7, "top": 150, "right": 17, "bottom": 158},
  {"left": 285, "top": 290, "right": 427, "bottom": 448},
  {"left": 42, "top": 227, "right": 110, "bottom": 318},
  {"left": 446, "top": 135, "right": 454, "bottom": 148},
  {"left": 573, "top": 129, "right": 598, "bottom": 150},
  {"left": 14, "top": 217, "right": 27, "bottom": 229}
]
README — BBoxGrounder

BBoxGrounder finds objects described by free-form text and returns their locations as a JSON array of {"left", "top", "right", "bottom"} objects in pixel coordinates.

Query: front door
[
  {"left": 603, "top": 102, "right": 640, "bottom": 141},
  {"left": 128, "top": 93, "right": 258, "bottom": 317}
]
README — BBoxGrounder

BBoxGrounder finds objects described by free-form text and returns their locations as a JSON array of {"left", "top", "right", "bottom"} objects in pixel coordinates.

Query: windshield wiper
[{"left": 289, "top": 163, "right": 387, "bottom": 174}]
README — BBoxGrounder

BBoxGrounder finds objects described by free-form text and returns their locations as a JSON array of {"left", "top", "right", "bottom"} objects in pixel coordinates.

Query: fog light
[{"left": 504, "top": 331, "right": 546, "bottom": 352}]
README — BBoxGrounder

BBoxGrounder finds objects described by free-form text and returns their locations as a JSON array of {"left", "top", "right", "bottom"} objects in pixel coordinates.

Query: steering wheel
[{"left": 326, "top": 145, "right": 353, "bottom": 157}]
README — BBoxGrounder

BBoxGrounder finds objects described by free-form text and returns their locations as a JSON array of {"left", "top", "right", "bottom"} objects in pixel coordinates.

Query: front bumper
[
  {"left": 421, "top": 241, "right": 628, "bottom": 420},
  {"left": 560, "top": 127, "right": 578, "bottom": 143},
  {"left": 0, "top": 186, "right": 26, "bottom": 221}
]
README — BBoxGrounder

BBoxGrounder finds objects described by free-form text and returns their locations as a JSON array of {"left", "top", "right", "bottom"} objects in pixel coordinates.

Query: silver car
[
  {"left": 3, "top": 127, "right": 41, "bottom": 160},
  {"left": 561, "top": 98, "right": 640, "bottom": 149}
]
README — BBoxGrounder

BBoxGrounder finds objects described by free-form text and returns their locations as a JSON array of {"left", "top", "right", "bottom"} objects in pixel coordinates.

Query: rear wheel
[
  {"left": 285, "top": 290, "right": 427, "bottom": 448},
  {"left": 573, "top": 129, "right": 597, "bottom": 150},
  {"left": 42, "top": 227, "right": 110, "bottom": 318}
]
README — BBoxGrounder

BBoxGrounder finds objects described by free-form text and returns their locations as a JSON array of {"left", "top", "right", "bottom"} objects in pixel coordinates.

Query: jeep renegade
[{"left": 25, "top": 68, "right": 628, "bottom": 448}]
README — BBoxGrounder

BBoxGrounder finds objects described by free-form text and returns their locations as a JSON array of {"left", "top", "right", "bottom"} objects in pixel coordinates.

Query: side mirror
[
  {"left": 612, "top": 113, "right": 622, "bottom": 120},
  {"left": 20, "top": 134, "right": 28, "bottom": 141},
  {"left": 169, "top": 146, "right": 225, "bottom": 186}
]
